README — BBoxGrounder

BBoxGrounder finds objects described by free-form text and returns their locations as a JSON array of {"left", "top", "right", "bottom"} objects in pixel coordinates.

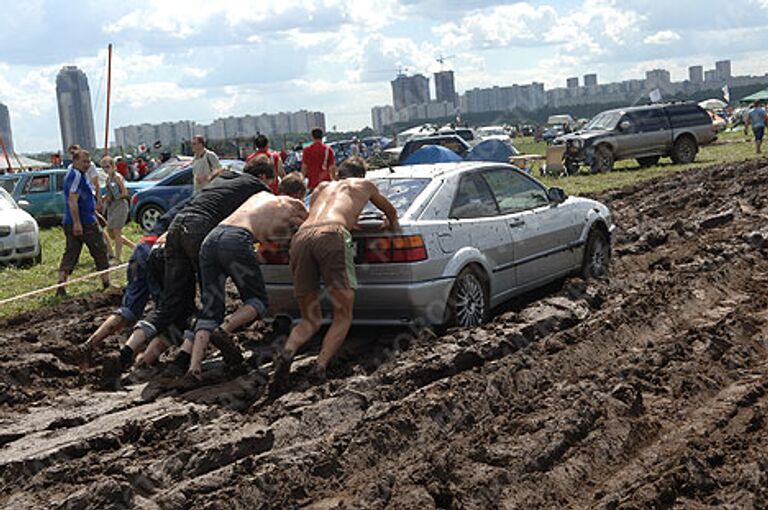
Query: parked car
[
  {"left": 260, "top": 162, "right": 614, "bottom": 327},
  {"left": 555, "top": 102, "right": 716, "bottom": 173},
  {"left": 0, "top": 187, "right": 42, "bottom": 265},
  {"left": 130, "top": 159, "right": 244, "bottom": 231},
  {"left": 398, "top": 135, "right": 472, "bottom": 165},
  {"left": 0, "top": 169, "right": 73, "bottom": 224}
]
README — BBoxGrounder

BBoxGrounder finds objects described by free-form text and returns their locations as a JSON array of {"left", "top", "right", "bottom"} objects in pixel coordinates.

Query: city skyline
[{"left": 2, "top": 1, "right": 768, "bottom": 152}]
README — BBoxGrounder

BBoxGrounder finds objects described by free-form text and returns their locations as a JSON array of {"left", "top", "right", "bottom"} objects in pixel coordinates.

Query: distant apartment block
[
  {"left": 704, "top": 69, "right": 717, "bottom": 82},
  {"left": 434, "top": 70, "right": 457, "bottom": 105},
  {"left": 56, "top": 66, "right": 96, "bottom": 152},
  {"left": 715, "top": 60, "right": 732, "bottom": 81},
  {"left": 689, "top": 65, "right": 704, "bottom": 83},
  {"left": 566, "top": 77, "right": 579, "bottom": 89},
  {"left": 584, "top": 74, "right": 598, "bottom": 87},
  {"left": 391, "top": 74, "right": 430, "bottom": 110},
  {"left": 0, "top": 102, "right": 13, "bottom": 153},
  {"left": 114, "top": 110, "right": 326, "bottom": 149}
]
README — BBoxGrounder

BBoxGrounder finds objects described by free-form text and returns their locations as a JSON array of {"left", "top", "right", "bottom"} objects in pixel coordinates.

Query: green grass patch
[{"left": 0, "top": 222, "right": 142, "bottom": 319}]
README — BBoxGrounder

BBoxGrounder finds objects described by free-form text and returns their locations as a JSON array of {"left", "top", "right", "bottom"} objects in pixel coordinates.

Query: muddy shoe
[
  {"left": 76, "top": 341, "right": 94, "bottom": 370},
  {"left": 100, "top": 354, "right": 123, "bottom": 391},
  {"left": 210, "top": 328, "right": 244, "bottom": 366},
  {"left": 269, "top": 350, "right": 293, "bottom": 398},
  {"left": 272, "top": 315, "right": 293, "bottom": 339},
  {"left": 306, "top": 362, "right": 327, "bottom": 386},
  {"left": 56, "top": 286, "right": 67, "bottom": 298}
]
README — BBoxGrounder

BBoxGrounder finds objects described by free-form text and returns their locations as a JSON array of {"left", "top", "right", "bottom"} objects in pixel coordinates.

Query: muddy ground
[{"left": 2, "top": 159, "right": 768, "bottom": 509}]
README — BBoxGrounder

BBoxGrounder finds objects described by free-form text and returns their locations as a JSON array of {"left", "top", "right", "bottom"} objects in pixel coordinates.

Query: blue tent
[
  {"left": 465, "top": 138, "right": 520, "bottom": 163},
  {"left": 401, "top": 144, "right": 463, "bottom": 165}
]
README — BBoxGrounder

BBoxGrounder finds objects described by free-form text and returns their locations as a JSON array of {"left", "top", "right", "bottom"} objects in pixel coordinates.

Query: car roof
[
  {"left": 599, "top": 102, "right": 700, "bottom": 115},
  {"left": 3, "top": 168, "right": 67, "bottom": 176},
  {"left": 367, "top": 161, "right": 504, "bottom": 180}
]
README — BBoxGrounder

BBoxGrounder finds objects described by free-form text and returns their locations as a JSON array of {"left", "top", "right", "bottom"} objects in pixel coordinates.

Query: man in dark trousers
[{"left": 112, "top": 155, "right": 274, "bottom": 377}]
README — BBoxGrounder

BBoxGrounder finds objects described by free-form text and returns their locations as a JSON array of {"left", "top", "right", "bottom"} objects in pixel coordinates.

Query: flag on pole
[
  {"left": 649, "top": 88, "right": 662, "bottom": 103},
  {"left": 722, "top": 84, "right": 730, "bottom": 103}
]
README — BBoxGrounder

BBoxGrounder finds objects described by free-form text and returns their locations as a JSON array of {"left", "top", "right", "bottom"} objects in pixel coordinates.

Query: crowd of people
[{"left": 60, "top": 127, "right": 399, "bottom": 395}]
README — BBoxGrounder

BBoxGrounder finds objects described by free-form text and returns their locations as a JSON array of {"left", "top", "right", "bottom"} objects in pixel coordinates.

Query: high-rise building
[
  {"left": 56, "top": 66, "right": 96, "bottom": 152},
  {"left": 434, "top": 70, "right": 457, "bottom": 105},
  {"left": 391, "top": 74, "right": 430, "bottom": 110},
  {"left": 566, "top": 77, "right": 579, "bottom": 89},
  {"left": 689, "top": 65, "right": 704, "bottom": 83},
  {"left": 704, "top": 69, "right": 717, "bottom": 82},
  {"left": 584, "top": 74, "right": 598, "bottom": 87},
  {"left": 715, "top": 60, "right": 732, "bottom": 81},
  {"left": 645, "top": 69, "right": 671, "bottom": 89},
  {"left": 0, "top": 102, "right": 13, "bottom": 154}
]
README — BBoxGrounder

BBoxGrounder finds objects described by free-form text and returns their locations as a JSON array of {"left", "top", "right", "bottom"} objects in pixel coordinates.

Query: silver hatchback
[{"left": 260, "top": 162, "right": 614, "bottom": 327}]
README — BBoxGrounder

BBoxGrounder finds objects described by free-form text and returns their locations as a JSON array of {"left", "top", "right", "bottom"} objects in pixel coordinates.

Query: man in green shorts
[{"left": 272, "top": 156, "right": 399, "bottom": 393}]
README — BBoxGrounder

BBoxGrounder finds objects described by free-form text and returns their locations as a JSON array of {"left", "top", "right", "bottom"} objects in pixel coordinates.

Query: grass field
[{"left": 0, "top": 129, "right": 763, "bottom": 318}]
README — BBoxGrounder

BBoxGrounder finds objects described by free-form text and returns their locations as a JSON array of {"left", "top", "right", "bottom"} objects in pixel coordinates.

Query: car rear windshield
[{"left": 361, "top": 178, "right": 431, "bottom": 218}]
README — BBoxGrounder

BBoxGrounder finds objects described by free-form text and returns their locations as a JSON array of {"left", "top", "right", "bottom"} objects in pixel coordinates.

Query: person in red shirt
[
  {"left": 301, "top": 128, "right": 336, "bottom": 191},
  {"left": 246, "top": 134, "right": 284, "bottom": 194},
  {"left": 137, "top": 157, "right": 149, "bottom": 179},
  {"left": 115, "top": 157, "right": 129, "bottom": 178}
]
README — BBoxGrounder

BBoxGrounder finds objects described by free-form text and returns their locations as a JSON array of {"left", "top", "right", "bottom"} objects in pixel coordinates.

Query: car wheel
[
  {"left": 582, "top": 227, "right": 610, "bottom": 280},
  {"left": 138, "top": 204, "right": 164, "bottom": 231},
  {"left": 445, "top": 267, "right": 489, "bottom": 328},
  {"left": 590, "top": 145, "right": 614, "bottom": 173},
  {"left": 670, "top": 136, "right": 697, "bottom": 164},
  {"left": 34, "top": 242, "right": 42, "bottom": 265},
  {"left": 636, "top": 156, "right": 660, "bottom": 168}
]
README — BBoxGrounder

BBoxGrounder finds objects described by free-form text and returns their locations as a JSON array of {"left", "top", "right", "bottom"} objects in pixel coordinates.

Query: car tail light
[
  {"left": 362, "top": 235, "right": 427, "bottom": 263},
  {"left": 258, "top": 240, "right": 290, "bottom": 264}
]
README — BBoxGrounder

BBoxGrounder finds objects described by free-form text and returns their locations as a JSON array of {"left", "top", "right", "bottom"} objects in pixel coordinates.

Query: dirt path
[{"left": 2, "top": 159, "right": 768, "bottom": 509}]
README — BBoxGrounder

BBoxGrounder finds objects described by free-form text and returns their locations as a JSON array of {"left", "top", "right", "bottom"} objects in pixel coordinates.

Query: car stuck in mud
[{"left": 260, "top": 162, "right": 614, "bottom": 327}]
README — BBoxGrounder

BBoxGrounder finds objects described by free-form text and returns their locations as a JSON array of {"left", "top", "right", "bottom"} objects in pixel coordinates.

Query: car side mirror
[
  {"left": 17, "top": 200, "right": 30, "bottom": 208},
  {"left": 547, "top": 187, "right": 567, "bottom": 204},
  {"left": 619, "top": 120, "right": 632, "bottom": 131}
]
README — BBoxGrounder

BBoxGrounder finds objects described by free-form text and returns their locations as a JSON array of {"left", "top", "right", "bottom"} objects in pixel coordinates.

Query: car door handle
[{"left": 509, "top": 219, "right": 525, "bottom": 228}]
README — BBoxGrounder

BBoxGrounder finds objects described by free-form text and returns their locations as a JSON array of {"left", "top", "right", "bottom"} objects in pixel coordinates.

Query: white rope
[{"left": 0, "top": 262, "right": 129, "bottom": 307}]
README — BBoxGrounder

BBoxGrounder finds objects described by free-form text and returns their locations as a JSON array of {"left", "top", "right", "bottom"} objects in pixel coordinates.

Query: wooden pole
[{"left": 104, "top": 43, "right": 113, "bottom": 158}]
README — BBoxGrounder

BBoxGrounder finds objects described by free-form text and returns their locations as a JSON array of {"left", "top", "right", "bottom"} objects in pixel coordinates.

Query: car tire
[
  {"left": 138, "top": 204, "right": 165, "bottom": 231},
  {"left": 590, "top": 145, "right": 614, "bottom": 173},
  {"left": 670, "top": 136, "right": 697, "bottom": 164},
  {"left": 444, "top": 267, "right": 489, "bottom": 328},
  {"left": 636, "top": 156, "right": 660, "bottom": 168},
  {"left": 582, "top": 227, "right": 610, "bottom": 280},
  {"left": 34, "top": 242, "right": 42, "bottom": 265}
]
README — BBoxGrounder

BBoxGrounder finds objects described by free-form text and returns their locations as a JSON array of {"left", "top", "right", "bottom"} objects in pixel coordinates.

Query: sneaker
[
  {"left": 56, "top": 286, "right": 67, "bottom": 298},
  {"left": 210, "top": 328, "right": 244, "bottom": 366},
  {"left": 76, "top": 341, "right": 94, "bottom": 370},
  {"left": 100, "top": 354, "right": 123, "bottom": 391},
  {"left": 269, "top": 350, "right": 293, "bottom": 398}
]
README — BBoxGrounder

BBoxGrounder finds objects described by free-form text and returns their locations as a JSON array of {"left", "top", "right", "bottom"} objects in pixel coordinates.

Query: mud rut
[{"left": 2, "top": 159, "right": 768, "bottom": 509}]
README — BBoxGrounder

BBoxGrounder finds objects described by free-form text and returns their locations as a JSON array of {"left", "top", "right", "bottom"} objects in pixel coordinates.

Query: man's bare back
[
  {"left": 222, "top": 192, "right": 308, "bottom": 242},
  {"left": 304, "top": 179, "right": 399, "bottom": 231}
]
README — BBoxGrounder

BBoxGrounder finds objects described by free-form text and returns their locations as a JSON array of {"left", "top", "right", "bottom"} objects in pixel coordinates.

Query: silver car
[
  {"left": 260, "top": 162, "right": 614, "bottom": 327},
  {"left": 0, "top": 187, "right": 42, "bottom": 265}
]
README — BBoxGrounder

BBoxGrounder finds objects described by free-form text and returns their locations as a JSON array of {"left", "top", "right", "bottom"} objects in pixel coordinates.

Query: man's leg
[
  {"left": 137, "top": 336, "right": 170, "bottom": 366},
  {"left": 82, "top": 223, "right": 111, "bottom": 287},
  {"left": 86, "top": 314, "right": 129, "bottom": 349},
  {"left": 221, "top": 305, "right": 261, "bottom": 334},
  {"left": 189, "top": 330, "right": 211, "bottom": 378},
  {"left": 57, "top": 225, "right": 84, "bottom": 295},
  {"left": 283, "top": 293, "right": 323, "bottom": 357},
  {"left": 316, "top": 288, "right": 355, "bottom": 369}
]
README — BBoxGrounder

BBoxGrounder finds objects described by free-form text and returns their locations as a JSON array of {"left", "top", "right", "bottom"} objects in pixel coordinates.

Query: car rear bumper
[
  {"left": 0, "top": 232, "right": 39, "bottom": 263},
  {"left": 265, "top": 277, "right": 455, "bottom": 326}
]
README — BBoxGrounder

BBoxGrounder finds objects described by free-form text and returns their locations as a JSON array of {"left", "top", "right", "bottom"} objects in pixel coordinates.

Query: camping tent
[
  {"left": 465, "top": 137, "right": 521, "bottom": 163},
  {"left": 401, "top": 144, "right": 462, "bottom": 165},
  {"left": 0, "top": 154, "right": 51, "bottom": 173},
  {"left": 740, "top": 88, "right": 768, "bottom": 104}
]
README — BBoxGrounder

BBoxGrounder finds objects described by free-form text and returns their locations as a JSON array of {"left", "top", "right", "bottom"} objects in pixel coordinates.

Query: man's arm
[
  {"left": 276, "top": 157, "right": 285, "bottom": 179},
  {"left": 300, "top": 160, "right": 308, "bottom": 179},
  {"left": 206, "top": 152, "right": 224, "bottom": 182},
  {"left": 367, "top": 182, "right": 399, "bottom": 231},
  {"left": 68, "top": 192, "right": 82, "bottom": 235}
]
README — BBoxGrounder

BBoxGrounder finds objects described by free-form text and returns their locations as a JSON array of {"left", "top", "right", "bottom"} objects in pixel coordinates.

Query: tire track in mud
[{"left": 1, "top": 158, "right": 768, "bottom": 509}]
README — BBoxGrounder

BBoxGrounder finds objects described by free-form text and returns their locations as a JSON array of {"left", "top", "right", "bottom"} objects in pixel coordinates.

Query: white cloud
[{"left": 644, "top": 30, "right": 682, "bottom": 45}]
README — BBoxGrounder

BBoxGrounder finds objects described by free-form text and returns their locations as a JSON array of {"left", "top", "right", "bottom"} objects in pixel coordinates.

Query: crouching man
[
  {"left": 188, "top": 192, "right": 309, "bottom": 379},
  {"left": 271, "top": 156, "right": 399, "bottom": 393}
]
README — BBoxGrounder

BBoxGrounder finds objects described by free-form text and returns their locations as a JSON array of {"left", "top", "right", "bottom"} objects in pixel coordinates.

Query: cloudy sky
[{"left": 2, "top": 0, "right": 768, "bottom": 152}]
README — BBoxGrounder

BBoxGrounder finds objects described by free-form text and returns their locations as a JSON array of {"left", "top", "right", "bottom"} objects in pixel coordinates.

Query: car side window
[
  {"left": 481, "top": 168, "right": 549, "bottom": 214},
  {"left": 628, "top": 109, "right": 668, "bottom": 132},
  {"left": 55, "top": 174, "right": 66, "bottom": 191},
  {"left": 450, "top": 174, "right": 498, "bottom": 219},
  {"left": 24, "top": 175, "right": 50, "bottom": 194},
  {"left": 169, "top": 171, "right": 193, "bottom": 186}
]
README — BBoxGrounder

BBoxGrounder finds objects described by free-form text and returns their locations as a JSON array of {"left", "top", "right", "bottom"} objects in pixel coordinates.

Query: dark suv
[{"left": 555, "top": 103, "right": 716, "bottom": 173}]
